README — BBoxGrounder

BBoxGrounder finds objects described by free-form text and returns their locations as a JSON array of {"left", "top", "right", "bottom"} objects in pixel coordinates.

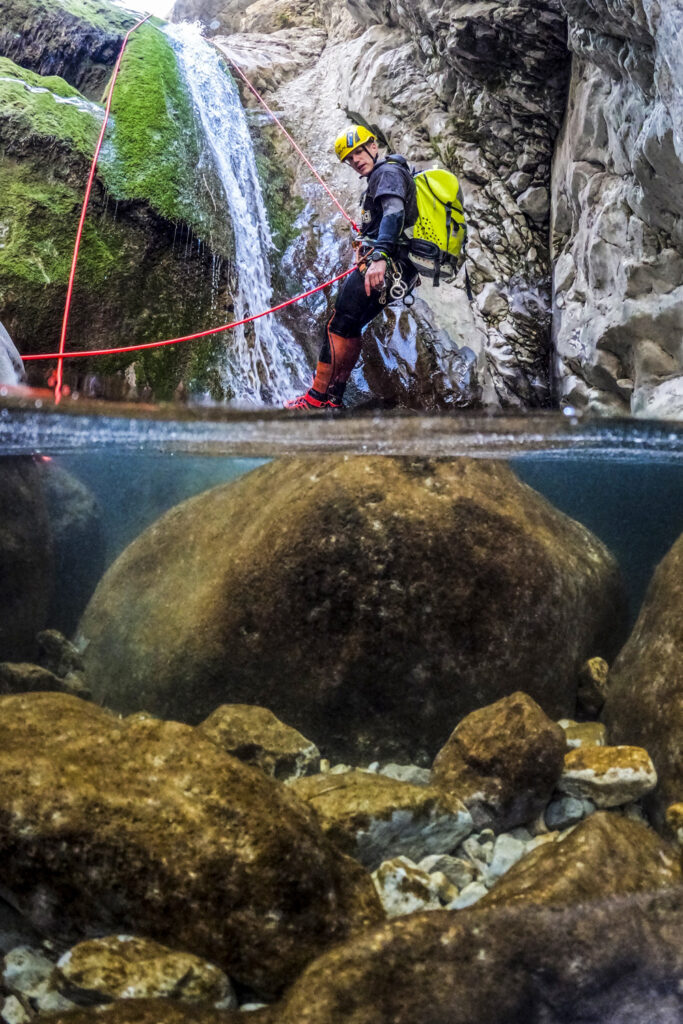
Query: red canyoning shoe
[{"left": 284, "top": 388, "right": 331, "bottom": 410}]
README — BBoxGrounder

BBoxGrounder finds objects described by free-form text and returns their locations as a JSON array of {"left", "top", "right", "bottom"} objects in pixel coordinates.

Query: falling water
[{"left": 165, "top": 22, "right": 309, "bottom": 405}]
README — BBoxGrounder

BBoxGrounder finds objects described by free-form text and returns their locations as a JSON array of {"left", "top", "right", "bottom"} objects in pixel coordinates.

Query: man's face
[{"left": 345, "top": 141, "right": 378, "bottom": 177}]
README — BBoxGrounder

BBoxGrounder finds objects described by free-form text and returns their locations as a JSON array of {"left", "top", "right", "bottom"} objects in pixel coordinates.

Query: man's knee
[{"left": 327, "top": 308, "right": 361, "bottom": 339}]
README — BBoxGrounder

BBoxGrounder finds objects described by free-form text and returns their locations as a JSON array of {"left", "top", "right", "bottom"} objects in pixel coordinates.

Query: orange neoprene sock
[{"left": 312, "top": 331, "right": 362, "bottom": 394}]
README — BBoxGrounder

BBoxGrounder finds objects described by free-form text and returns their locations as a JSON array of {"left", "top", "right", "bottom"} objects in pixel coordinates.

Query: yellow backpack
[{"left": 405, "top": 167, "right": 469, "bottom": 292}]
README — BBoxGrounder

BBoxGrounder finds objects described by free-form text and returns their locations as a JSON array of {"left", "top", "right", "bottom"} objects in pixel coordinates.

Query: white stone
[
  {"left": 447, "top": 881, "right": 488, "bottom": 909},
  {"left": 372, "top": 857, "right": 442, "bottom": 918},
  {"left": 557, "top": 747, "right": 658, "bottom": 808},
  {"left": 417, "top": 854, "right": 474, "bottom": 890},
  {"left": 1, "top": 996, "right": 30, "bottom": 1024},
  {"left": 378, "top": 763, "right": 432, "bottom": 786},
  {"left": 518, "top": 186, "right": 549, "bottom": 222},
  {"left": 485, "top": 834, "right": 526, "bottom": 883},
  {"left": 544, "top": 796, "right": 585, "bottom": 830}
]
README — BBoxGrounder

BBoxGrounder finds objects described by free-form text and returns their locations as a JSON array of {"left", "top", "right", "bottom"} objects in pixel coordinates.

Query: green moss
[
  {"left": 0, "top": 58, "right": 84, "bottom": 100},
  {"left": 102, "top": 23, "right": 204, "bottom": 230},
  {"left": 0, "top": 162, "right": 123, "bottom": 289},
  {"left": 0, "top": 58, "right": 101, "bottom": 158}
]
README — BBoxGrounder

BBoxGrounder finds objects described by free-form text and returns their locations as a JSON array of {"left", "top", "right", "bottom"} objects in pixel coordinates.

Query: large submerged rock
[
  {"left": 0, "top": 457, "right": 53, "bottom": 662},
  {"left": 432, "top": 692, "right": 567, "bottom": 832},
  {"left": 480, "top": 811, "right": 681, "bottom": 910},
  {"left": 602, "top": 532, "right": 683, "bottom": 834},
  {"left": 79, "top": 457, "right": 625, "bottom": 763},
  {"left": 0, "top": 692, "right": 382, "bottom": 997},
  {"left": 263, "top": 888, "right": 683, "bottom": 1023}
]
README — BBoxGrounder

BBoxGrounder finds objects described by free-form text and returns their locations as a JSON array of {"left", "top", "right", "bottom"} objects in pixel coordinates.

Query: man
[{"left": 285, "top": 125, "right": 418, "bottom": 410}]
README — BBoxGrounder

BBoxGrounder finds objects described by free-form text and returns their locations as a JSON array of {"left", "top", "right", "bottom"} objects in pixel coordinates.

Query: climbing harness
[{"left": 353, "top": 239, "right": 419, "bottom": 308}]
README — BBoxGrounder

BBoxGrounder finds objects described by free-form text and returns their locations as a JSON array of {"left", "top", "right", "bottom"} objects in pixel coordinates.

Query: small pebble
[
  {"left": 418, "top": 854, "right": 474, "bottom": 890},
  {"left": 486, "top": 834, "right": 526, "bottom": 883},
  {"left": 447, "top": 881, "right": 488, "bottom": 909},
  {"left": 544, "top": 796, "right": 585, "bottom": 830}
]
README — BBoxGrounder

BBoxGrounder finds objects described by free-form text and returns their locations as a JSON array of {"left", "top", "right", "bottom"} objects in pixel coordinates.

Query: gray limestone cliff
[
  {"left": 552, "top": 0, "right": 683, "bottom": 418},
  {"left": 171, "top": 0, "right": 682, "bottom": 415}
]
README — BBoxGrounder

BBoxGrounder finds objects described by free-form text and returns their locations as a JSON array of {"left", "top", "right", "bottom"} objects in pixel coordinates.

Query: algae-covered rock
[
  {"left": 557, "top": 719, "right": 606, "bottom": 748},
  {"left": 432, "top": 692, "right": 567, "bottom": 831},
  {"left": 0, "top": 661, "right": 88, "bottom": 698},
  {"left": 602, "top": 533, "right": 683, "bottom": 834},
  {"left": 42, "top": 1000, "right": 253, "bottom": 1024},
  {"left": 556, "top": 745, "right": 657, "bottom": 808},
  {"left": 289, "top": 770, "right": 472, "bottom": 870},
  {"left": 480, "top": 812, "right": 680, "bottom": 910},
  {"left": 78, "top": 457, "right": 626, "bottom": 764},
  {"left": 0, "top": 24, "right": 234, "bottom": 400},
  {"left": 0, "top": 692, "right": 382, "bottom": 998},
  {"left": 576, "top": 656, "right": 610, "bottom": 717},
  {"left": 256, "top": 889, "right": 683, "bottom": 1024},
  {"left": 197, "top": 704, "right": 320, "bottom": 780},
  {"left": 56, "top": 936, "right": 235, "bottom": 1006},
  {"left": 0, "top": 458, "right": 53, "bottom": 662},
  {"left": 38, "top": 462, "right": 105, "bottom": 637}
]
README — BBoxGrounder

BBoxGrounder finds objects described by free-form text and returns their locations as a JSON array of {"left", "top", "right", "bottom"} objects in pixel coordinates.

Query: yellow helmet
[{"left": 334, "top": 125, "right": 376, "bottom": 162}]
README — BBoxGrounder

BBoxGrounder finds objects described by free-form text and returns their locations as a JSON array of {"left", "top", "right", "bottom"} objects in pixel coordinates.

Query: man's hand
[{"left": 365, "top": 259, "right": 387, "bottom": 296}]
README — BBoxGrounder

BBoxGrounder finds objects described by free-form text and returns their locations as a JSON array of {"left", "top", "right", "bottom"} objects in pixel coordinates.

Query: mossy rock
[
  {"left": 0, "top": 692, "right": 382, "bottom": 997},
  {"left": 78, "top": 457, "right": 626, "bottom": 764}
]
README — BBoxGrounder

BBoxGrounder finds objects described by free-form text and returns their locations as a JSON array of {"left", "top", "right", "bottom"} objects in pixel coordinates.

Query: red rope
[
  {"left": 224, "top": 53, "right": 359, "bottom": 234},
  {"left": 28, "top": 19, "right": 359, "bottom": 388},
  {"left": 53, "top": 14, "right": 151, "bottom": 402},
  {"left": 22, "top": 266, "right": 354, "bottom": 361}
]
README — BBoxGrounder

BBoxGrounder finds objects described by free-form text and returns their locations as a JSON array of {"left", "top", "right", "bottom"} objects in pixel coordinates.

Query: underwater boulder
[
  {"left": 0, "top": 692, "right": 382, "bottom": 998},
  {"left": 77, "top": 456, "right": 626, "bottom": 763},
  {"left": 249, "top": 888, "right": 683, "bottom": 1024},
  {"left": 479, "top": 812, "right": 680, "bottom": 911},
  {"left": 38, "top": 462, "right": 106, "bottom": 638},
  {"left": 197, "top": 703, "right": 320, "bottom": 780},
  {"left": 0, "top": 457, "right": 53, "bottom": 662},
  {"left": 431, "top": 692, "right": 567, "bottom": 832},
  {"left": 602, "top": 532, "right": 683, "bottom": 835}
]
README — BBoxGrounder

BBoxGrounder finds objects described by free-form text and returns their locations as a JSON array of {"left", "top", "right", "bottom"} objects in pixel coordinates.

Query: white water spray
[{"left": 165, "top": 22, "right": 309, "bottom": 404}]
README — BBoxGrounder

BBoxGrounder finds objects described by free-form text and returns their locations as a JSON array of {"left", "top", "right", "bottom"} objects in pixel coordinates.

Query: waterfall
[{"left": 164, "top": 22, "right": 309, "bottom": 405}]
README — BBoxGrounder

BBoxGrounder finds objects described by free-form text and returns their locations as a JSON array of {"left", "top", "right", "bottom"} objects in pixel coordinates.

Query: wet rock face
[
  {"left": 191, "top": 0, "right": 570, "bottom": 409},
  {"left": 0, "top": 1, "right": 132, "bottom": 99},
  {"left": 269, "top": 888, "right": 683, "bottom": 1024},
  {"left": 0, "top": 458, "right": 53, "bottom": 662},
  {"left": 78, "top": 456, "right": 625, "bottom": 764},
  {"left": 602, "top": 532, "right": 683, "bottom": 834},
  {"left": 342, "top": 0, "right": 571, "bottom": 408},
  {"left": 0, "top": 692, "right": 382, "bottom": 998},
  {"left": 552, "top": 0, "right": 683, "bottom": 418},
  {"left": 432, "top": 692, "right": 567, "bottom": 832},
  {"left": 0, "top": 321, "right": 25, "bottom": 385}
]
